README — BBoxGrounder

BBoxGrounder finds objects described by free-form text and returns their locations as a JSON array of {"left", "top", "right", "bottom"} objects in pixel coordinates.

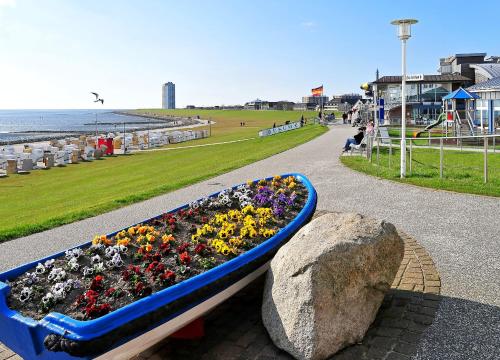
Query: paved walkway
[{"left": 1, "top": 125, "right": 499, "bottom": 359}]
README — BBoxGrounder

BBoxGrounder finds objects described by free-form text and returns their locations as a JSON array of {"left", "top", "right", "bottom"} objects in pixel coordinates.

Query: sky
[{"left": 1, "top": 0, "right": 500, "bottom": 109}]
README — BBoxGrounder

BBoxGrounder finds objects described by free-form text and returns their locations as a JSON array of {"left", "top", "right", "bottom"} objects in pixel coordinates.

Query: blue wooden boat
[{"left": 0, "top": 173, "right": 317, "bottom": 359}]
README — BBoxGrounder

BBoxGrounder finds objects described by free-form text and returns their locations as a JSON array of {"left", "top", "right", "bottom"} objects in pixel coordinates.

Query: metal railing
[{"left": 365, "top": 133, "right": 499, "bottom": 184}]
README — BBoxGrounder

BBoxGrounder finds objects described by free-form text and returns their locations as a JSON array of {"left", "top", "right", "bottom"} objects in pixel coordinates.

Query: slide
[{"left": 415, "top": 112, "right": 446, "bottom": 138}]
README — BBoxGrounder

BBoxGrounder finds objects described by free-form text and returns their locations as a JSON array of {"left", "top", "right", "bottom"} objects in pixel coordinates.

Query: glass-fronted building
[
  {"left": 468, "top": 77, "right": 500, "bottom": 132},
  {"left": 162, "top": 82, "right": 175, "bottom": 109},
  {"left": 371, "top": 74, "right": 470, "bottom": 125}
]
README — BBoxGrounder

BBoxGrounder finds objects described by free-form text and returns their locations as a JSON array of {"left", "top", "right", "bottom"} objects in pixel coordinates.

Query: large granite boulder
[{"left": 262, "top": 212, "right": 403, "bottom": 360}]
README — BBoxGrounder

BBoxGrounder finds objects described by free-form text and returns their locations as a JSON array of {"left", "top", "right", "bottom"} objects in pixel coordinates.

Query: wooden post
[
  {"left": 484, "top": 135, "right": 488, "bottom": 183},
  {"left": 440, "top": 138, "right": 443, "bottom": 179}
]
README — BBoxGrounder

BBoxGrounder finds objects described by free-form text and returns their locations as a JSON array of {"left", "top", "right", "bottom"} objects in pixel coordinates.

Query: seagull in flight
[{"left": 91, "top": 92, "right": 104, "bottom": 104}]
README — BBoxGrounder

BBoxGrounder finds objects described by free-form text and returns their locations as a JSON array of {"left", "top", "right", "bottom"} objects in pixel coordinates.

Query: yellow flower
[
  {"left": 191, "top": 233, "right": 200, "bottom": 243},
  {"left": 162, "top": 234, "right": 175, "bottom": 243},
  {"left": 146, "top": 233, "right": 156, "bottom": 243},
  {"left": 273, "top": 175, "right": 281, "bottom": 181},
  {"left": 117, "top": 238, "right": 130, "bottom": 246},
  {"left": 136, "top": 235, "right": 146, "bottom": 243},
  {"left": 288, "top": 182, "right": 296, "bottom": 189},
  {"left": 242, "top": 205, "right": 255, "bottom": 215},
  {"left": 127, "top": 227, "right": 136, "bottom": 236},
  {"left": 246, "top": 180, "right": 253, "bottom": 186},
  {"left": 92, "top": 235, "right": 100, "bottom": 245}
]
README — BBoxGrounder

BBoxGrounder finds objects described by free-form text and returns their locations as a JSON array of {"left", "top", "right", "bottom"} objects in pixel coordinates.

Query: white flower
[
  {"left": 23, "top": 272, "right": 39, "bottom": 285},
  {"left": 47, "top": 268, "right": 66, "bottom": 283},
  {"left": 94, "top": 262, "right": 105, "bottom": 273},
  {"left": 118, "top": 245, "right": 128, "bottom": 254},
  {"left": 82, "top": 266, "right": 94, "bottom": 277},
  {"left": 68, "top": 257, "right": 80, "bottom": 272},
  {"left": 91, "top": 254, "right": 101, "bottom": 264},
  {"left": 44, "top": 259, "right": 55, "bottom": 269},
  {"left": 19, "top": 287, "right": 33, "bottom": 302},
  {"left": 35, "top": 263, "right": 46, "bottom": 274},
  {"left": 41, "top": 292, "right": 54, "bottom": 306}
]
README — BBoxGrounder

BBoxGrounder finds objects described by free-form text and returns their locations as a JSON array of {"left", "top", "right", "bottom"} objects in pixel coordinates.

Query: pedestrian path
[{"left": 0, "top": 125, "right": 498, "bottom": 359}]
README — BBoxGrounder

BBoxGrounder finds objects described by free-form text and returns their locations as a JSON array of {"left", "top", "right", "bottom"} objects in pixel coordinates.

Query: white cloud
[
  {"left": 300, "top": 21, "right": 317, "bottom": 30},
  {"left": 0, "top": 0, "right": 16, "bottom": 7}
]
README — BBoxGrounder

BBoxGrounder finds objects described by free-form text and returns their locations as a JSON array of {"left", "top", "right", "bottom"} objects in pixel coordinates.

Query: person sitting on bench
[{"left": 343, "top": 127, "right": 365, "bottom": 152}]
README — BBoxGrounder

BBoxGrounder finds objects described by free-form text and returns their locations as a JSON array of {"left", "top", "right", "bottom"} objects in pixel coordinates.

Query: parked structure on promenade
[{"left": 162, "top": 82, "right": 176, "bottom": 109}]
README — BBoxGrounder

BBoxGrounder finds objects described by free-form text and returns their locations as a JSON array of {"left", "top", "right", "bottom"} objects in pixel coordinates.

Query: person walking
[{"left": 342, "top": 112, "right": 347, "bottom": 124}]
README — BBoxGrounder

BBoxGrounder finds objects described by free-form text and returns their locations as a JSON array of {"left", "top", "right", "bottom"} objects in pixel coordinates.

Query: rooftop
[
  {"left": 470, "top": 63, "right": 500, "bottom": 79},
  {"left": 372, "top": 74, "right": 470, "bottom": 84},
  {"left": 467, "top": 76, "right": 500, "bottom": 92}
]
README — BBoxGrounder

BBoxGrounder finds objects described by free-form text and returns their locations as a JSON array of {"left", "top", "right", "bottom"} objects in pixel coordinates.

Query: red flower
[
  {"left": 152, "top": 252, "right": 162, "bottom": 262},
  {"left": 201, "top": 216, "right": 209, "bottom": 224},
  {"left": 194, "top": 243, "right": 206, "bottom": 255},
  {"left": 104, "top": 288, "right": 116, "bottom": 297},
  {"left": 159, "top": 243, "right": 171, "bottom": 253},
  {"left": 168, "top": 217, "right": 176, "bottom": 225},
  {"left": 156, "top": 263, "right": 165, "bottom": 273},
  {"left": 177, "top": 242, "right": 190, "bottom": 253},
  {"left": 90, "top": 276, "right": 104, "bottom": 292},
  {"left": 146, "top": 261, "right": 159, "bottom": 273},
  {"left": 85, "top": 303, "right": 111, "bottom": 319},
  {"left": 159, "top": 270, "right": 176, "bottom": 285},
  {"left": 135, "top": 282, "right": 144, "bottom": 294},
  {"left": 179, "top": 251, "right": 191, "bottom": 265},
  {"left": 122, "top": 269, "right": 131, "bottom": 281}
]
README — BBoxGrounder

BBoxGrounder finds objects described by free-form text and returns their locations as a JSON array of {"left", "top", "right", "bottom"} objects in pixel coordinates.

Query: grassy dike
[{"left": 0, "top": 118, "right": 327, "bottom": 242}]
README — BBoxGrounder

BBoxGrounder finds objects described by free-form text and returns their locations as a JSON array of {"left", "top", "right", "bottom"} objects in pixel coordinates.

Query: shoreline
[{"left": 0, "top": 114, "right": 204, "bottom": 146}]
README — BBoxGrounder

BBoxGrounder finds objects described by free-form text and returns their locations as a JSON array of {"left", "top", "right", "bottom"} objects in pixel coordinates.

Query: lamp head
[{"left": 390, "top": 19, "right": 418, "bottom": 40}]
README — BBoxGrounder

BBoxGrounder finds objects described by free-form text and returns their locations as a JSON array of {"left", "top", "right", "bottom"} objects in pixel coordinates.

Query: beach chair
[
  {"left": 82, "top": 146, "right": 95, "bottom": 161},
  {"left": 349, "top": 136, "right": 368, "bottom": 156},
  {"left": 18, "top": 158, "right": 33, "bottom": 174},
  {"left": 0, "top": 156, "right": 7, "bottom": 177},
  {"left": 6, "top": 159, "right": 18, "bottom": 174},
  {"left": 55, "top": 151, "right": 67, "bottom": 166}
]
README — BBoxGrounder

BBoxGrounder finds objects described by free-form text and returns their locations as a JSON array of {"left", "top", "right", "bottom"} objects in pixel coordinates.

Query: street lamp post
[{"left": 391, "top": 18, "right": 417, "bottom": 178}]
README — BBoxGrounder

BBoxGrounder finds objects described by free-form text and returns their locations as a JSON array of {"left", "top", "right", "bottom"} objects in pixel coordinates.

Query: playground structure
[{"left": 415, "top": 87, "right": 479, "bottom": 138}]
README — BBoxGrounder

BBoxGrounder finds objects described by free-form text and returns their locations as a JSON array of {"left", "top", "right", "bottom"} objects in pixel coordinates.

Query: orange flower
[
  {"left": 127, "top": 227, "right": 136, "bottom": 236},
  {"left": 117, "top": 238, "right": 130, "bottom": 247},
  {"left": 162, "top": 234, "right": 175, "bottom": 244},
  {"left": 146, "top": 234, "right": 156, "bottom": 243},
  {"left": 142, "top": 244, "right": 153, "bottom": 253},
  {"left": 138, "top": 226, "right": 148, "bottom": 235}
]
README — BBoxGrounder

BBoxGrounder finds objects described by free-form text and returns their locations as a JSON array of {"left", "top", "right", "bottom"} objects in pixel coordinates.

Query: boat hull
[{"left": 0, "top": 173, "right": 317, "bottom": 359}]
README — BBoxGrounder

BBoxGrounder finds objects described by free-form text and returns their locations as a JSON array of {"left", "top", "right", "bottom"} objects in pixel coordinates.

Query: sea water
[{"left": 0, "top": 109, "right": 159, "bottom": 142}]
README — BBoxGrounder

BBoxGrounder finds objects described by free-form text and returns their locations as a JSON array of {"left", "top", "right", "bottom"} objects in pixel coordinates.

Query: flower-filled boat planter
[{"left": 0, "top": 173, "right": 317, "bottom": 360}]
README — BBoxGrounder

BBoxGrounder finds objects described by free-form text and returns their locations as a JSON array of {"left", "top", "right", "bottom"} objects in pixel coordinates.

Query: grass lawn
[
  {"left": 0, "top": 111, "right": 327, "bottom": 242},
  {"left": 341, "top": 147, "right": 500, "bottom": 197},
  {"left": 128, "top": 109, "right": 321, "bottom": 146}
]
